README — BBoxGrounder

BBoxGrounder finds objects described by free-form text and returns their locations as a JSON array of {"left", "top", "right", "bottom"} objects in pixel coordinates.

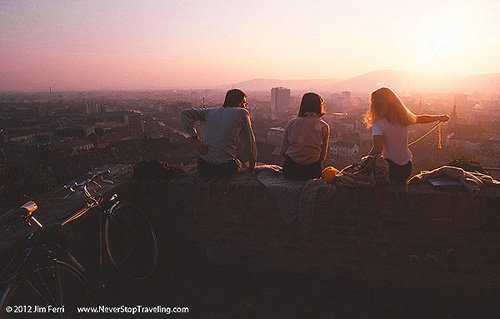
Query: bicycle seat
[
  {"left": 17, "top": 201, "right": 40, "bottom": 225},
  {"left": 19, "top": 201, "right": 38, "bottom": 216}
]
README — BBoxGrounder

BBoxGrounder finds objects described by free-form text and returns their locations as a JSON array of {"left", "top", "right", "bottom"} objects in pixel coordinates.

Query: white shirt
[{"left": 372, "top": 118, "right": 412, "bottom": 165}]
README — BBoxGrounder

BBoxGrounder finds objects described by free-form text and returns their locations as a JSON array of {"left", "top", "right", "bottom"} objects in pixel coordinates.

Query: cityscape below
[
  {"left": 2, "top": 1, "right": 499, "bottom": 316},
  {"left": 1, "top": 82, "right": 499, "bottom": 210}
]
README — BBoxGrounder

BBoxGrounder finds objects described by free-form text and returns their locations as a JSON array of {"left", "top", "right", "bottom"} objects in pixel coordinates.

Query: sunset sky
[{"left": 1, "top": 0, "right": 499, "bottom": 91}]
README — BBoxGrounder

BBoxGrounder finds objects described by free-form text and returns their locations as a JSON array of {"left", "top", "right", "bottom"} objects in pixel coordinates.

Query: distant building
[
  {"left": 266, "top": 127, "right": 286, "bottom": 156},
  {"left": 271, "top": 87, "right": 291, "bottom": 119},
  {"left": 266, "top": 127, "right": 285, "bottom": 145},
  {"left": 356, "top": 127, "right": 372, "bottom": 143},
  {"left": 55, "top": 125, "right": 95, "bottom": 139},
  {"left": 450, "top": 105, "right": 458, "bottom": 127},
  {"left": 125, "top": 112, "right": 143, "bottom": 135},
  {"left": 331, "top": 93, "right": 341, "bottom": 106},
  {"left": 330, "top": 141, "right": 359, "bottom": 157},
  {"left": 330, "top": 92, "right": 352, "bottom": 112},
  {"left": 341, "top": 91, "right": 351, "bottom": 101},
  {"left": 7, "top": 131, "right": 53, "bottom": 146},
  {"left": 85, "top": 101, "right": 102, "bottom": 116},
  {"left": 341, "top": 91, "right": 352, "bottom": 110},
  {"left": 454, "top": 94, "right": 469, "bottom": 111},
  {"left": 330, "top": 112, "right": 349, "bottom": 123},
  {"left": 94, "top": 121, "right": 127, "bottom": 133},
  {"left": 446, "top": 134, "right": 481, "bottom": 153},
  {"left": 449, "top": 123, "right": 484, "bottom": 141},
  {"left": 51, "top": 138, "right": 94, "bottom": 156},
  {"left": 102, "top": 105, "right": 120, "bottom": 113},
  {"left": 164, "top": 102, "right": 191, "bottom": 119},
  {"left": 95, "top": 131, "right": 130, "bottom": 149},
  {"left": 142, "top": 115, "right": 158, "bottom": 135}
]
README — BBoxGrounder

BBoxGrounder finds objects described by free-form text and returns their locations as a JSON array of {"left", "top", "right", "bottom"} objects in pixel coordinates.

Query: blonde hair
[{"left": 364, "top": 87, "right": 416, "bottom": 128}]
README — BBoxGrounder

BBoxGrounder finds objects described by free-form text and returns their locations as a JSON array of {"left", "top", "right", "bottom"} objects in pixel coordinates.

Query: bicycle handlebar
[
  {"left": 56, "top": 170, "right": 114, "bottom": 195},
  {"left": 75, "top": 170, "right": 113, "bottom": 187}
]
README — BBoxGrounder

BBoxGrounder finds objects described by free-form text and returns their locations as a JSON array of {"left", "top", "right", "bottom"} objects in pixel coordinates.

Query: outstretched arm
[
  {"left": 181, "top": 108, "right": 210, "bottom": 138},
  {"left": 416, "top": 114, "right": 450, "bottom": 124}
]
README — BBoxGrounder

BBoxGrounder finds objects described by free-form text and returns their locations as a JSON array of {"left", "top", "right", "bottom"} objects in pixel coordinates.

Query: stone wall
[
  {"left": 128, "top": 175, "right": 500, "bottom": 296},
  {"left": 2, "top": 172, "right": 499, "bottom": 299}
]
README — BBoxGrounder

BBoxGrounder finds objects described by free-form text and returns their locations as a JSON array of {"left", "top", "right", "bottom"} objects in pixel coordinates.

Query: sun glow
[
  {"left": 411, "top": 22, "right": 466, "bottom": 74},
  {"left": 0, "top": 0, "right": 498, "bottom": 90},
  {"left": 407, "top": 1, "right": 494, "bottom": 75}
]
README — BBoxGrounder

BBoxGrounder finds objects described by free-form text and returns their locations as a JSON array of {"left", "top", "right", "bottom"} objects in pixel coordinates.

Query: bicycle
[{"left": 0, "top": 170, "right": 158, "bottom": 318}]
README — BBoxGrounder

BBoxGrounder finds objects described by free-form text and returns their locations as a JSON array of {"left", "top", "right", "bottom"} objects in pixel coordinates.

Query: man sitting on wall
[{"left": 181, "top": 89, "right": 258, "bottom": 178}]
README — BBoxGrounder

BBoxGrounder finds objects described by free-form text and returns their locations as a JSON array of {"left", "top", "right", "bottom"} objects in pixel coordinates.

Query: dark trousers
[
  {"left": 283, "top": 156, "right": 322, "bottom": 181},
  {"left": 386, "top": 159, "right": 412, "bottom": 184},
  {"left": 197, "top": 157, "right": 239, "bottom": 179}
]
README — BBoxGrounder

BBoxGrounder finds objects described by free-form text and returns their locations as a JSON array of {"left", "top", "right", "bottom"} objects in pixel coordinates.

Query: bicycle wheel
[
  {"left": 105, "top": 202, "right": 158, "bottom": 280},
  {"left": 0, "top": 260, "right": 92, "bottom": 319}
]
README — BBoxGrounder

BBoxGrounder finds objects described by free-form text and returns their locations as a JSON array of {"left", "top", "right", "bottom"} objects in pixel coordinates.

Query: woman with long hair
[
  {"left": 280, "top": 92, "right": 330, "bottom": 181},
  {"left": 364, "top": 87, "right": 449, "bottom": 183}
]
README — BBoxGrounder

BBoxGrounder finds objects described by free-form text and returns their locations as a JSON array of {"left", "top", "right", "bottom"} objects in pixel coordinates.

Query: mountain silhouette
[{"left": 224, "top": 70, "right": 500, "bottom": 94}]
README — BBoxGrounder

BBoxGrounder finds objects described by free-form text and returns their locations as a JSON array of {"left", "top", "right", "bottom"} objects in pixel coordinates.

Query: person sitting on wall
[
  {"left": 280, "top": 92, "right": 330, "bottom": 181},
  {"left": 181, "top": 89, "right": 258, "bottom": 178},
  {"left": 364, "top": 87, "right": 450, "bottom": 184}
]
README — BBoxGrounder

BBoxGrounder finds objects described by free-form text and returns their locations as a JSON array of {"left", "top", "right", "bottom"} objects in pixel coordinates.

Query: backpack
[{"left": 336, "top": 155, "right": 390, "bottom": 188}]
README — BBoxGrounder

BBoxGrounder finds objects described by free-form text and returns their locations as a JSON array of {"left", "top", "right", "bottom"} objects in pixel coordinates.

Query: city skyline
[{"left": 1, "top": 0, "right": 499, "bottom": 91}]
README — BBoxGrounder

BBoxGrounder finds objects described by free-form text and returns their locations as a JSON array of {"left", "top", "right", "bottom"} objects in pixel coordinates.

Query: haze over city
[
  {"left": 2, "top": 1, "right": 500, "bottom": 318},
  {"left": 1, "top": 0, "right": 499, "bottom": 91}
]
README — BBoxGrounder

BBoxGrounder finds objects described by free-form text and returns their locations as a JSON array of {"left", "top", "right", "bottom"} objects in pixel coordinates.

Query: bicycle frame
[
  {"left": 0, "top": 228, "right": 85, "bottom": 286},
  {"left": 1, "top": 193, "right": 121, "bottom": 288},
  {"left": 1, "top": 193, "right": 123, "bottom": 292},
  {"left": 1, "top": 168, "right": 120, "bottom": 284},
  {"left": 2, "top": 168, "right": 157, "bottom": 298},
  {"left": 98, "top": 195, "right": 120, "bottom": 284},
  {"left": 0, "top": 169, "right": 160, "bottom": 318}
]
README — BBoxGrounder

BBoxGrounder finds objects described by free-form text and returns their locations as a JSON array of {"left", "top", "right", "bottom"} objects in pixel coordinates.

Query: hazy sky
[{"left": 1, "top": 0, "right": 499, "bottom": 90}]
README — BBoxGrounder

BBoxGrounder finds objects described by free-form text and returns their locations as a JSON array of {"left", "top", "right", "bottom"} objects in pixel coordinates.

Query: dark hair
[
  {"left": 298, "top": 92, "right": 325, "bottom": 117},
  {"left": 223, "top": 89, "right": 247, "bottom": 108}
]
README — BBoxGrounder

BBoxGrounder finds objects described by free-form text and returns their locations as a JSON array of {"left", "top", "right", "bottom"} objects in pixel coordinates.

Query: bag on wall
[{"left": 336, "top": 155, "right": 390, "bottom": 188}]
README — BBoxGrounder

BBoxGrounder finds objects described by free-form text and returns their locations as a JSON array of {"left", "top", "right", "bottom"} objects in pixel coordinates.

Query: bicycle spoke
[
  {"left": 121, "top": 207, "right": 134, "bottom": 228},
  {"left": 22, "top": 274, "right": 51, "bottom": 304},
  {"left": 37, "top": 268, "right": 57, "bottom": 305},
  {"left": 110, "top": 214, "right": 138, "bottom": 239},
  {"left": 125, "top": 214, "right": 141, "bottom": 237},
  {"left": 106, "top": 203, "right": 157, "bottom": 279},
  {"left": 108, "top": 214, "right": 126, "bottom": 230},
  {"left": 119, "top": 207, "right": 139, "bottom": 237},
  {"left": 55, "top": 264, "right": 64, "bottom": 319},
  {"left": 118, "top": 241, "right": 139, "bottom": 266}
]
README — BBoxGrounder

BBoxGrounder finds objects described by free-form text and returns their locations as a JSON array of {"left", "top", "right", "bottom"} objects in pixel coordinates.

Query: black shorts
[
  {"left": 282, "top": 156, "right": 322, "bottom": 181},
  {"left": 386, "top": 159, "right": 412, "bottom": 184},
  {"left": 197, "top": 157, "right": 239, "bottom": 179}
]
